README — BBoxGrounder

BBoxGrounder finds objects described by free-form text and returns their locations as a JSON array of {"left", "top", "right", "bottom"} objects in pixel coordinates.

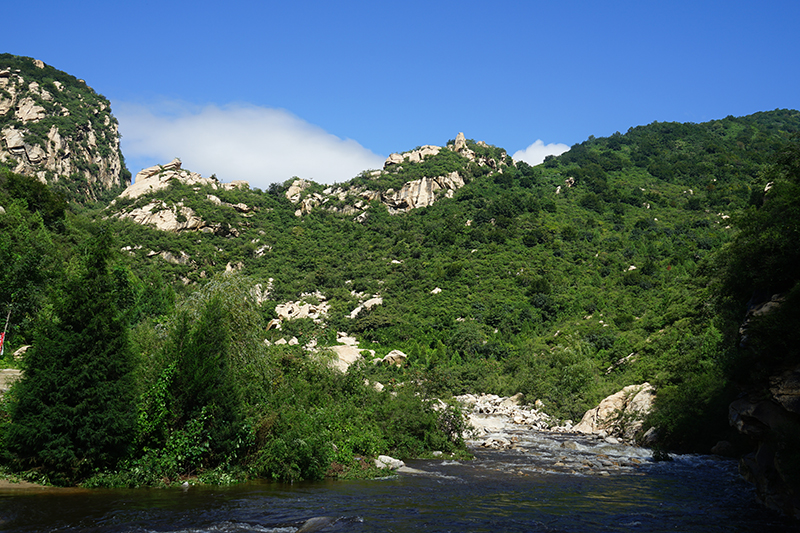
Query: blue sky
[{"left": 6, "top": 1, "right": 800, "bottom": 187}]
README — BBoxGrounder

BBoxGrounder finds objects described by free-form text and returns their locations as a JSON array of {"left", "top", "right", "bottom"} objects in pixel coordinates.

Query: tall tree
[{"left": 4, "top": 228, "right": 137, "bottom": 484}]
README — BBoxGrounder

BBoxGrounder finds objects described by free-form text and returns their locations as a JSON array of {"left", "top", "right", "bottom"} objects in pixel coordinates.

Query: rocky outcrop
[
  {"left": 0, "top": 54, "right": 128, "bottom": 199},
  {"left": 286, "top": 133, "right": 508, "bottom": 217},
  {"left": 118, "top": 159, "right": 248, "bottom": 201},
  {"left": 347, "top": 295, "right": 383, "bottom": 319},
  {"left": 372, "top": 349, "right": 407, "bottom": 366},
  {"left": 573, "top": 383, "right": 655, "bottom": 443},
  {"left": 374, "top": 455, "right": 405, "bottom": 470},
  {"left": 728, "top": 291, "right": 800, "bottom": 517},
  {"left": 738, "top": 293, "right": 785, "bottom": 348},
  {"left": 458, "top": 393, "right": 555, "bottom": 444},
  {"left": 275, "top": 299, "right": 329, "bottom": 323},
  {"left": 116, "top": 200, "right": 210, "bottom": 233},
  {"left": 383, "top": 145, "right": 442, "bottom": 168},
  {"left": 326, "top": 332, "right": 375, "bottom": 372},
  {"left": 110, "top": 160, "right": 251, "bottom": 232},
  {"left": 383, "top": 172, "right": 465, "bottom": 213}
]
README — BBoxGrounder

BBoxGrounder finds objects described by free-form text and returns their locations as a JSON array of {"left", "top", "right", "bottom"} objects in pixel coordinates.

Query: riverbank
[{"left": 0, "top": 476, "right": 79, "bottom": 493}]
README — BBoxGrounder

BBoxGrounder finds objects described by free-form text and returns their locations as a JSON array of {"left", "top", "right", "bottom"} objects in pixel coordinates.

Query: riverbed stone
[
  {"left": 375, "top": 455, "right": 405, "bottom": 470},
  {"left": 573, "top": 383, "right": 655, "bottom": 442}
]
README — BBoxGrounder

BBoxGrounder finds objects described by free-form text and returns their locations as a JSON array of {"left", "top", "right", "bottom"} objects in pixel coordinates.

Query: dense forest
[{"left": 1, "top": 98, "right": 799, "bottom": 492}]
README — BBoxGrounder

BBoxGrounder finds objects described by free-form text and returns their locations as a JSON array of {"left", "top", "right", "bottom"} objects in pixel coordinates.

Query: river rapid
[{"left": 1, "top": 428, "right": 797, "bottom": 533}]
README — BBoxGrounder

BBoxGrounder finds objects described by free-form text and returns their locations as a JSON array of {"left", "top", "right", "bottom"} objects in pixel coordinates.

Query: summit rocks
[
  {"left": 286, "top": 132, "right": 508, "bottom": 217},
  {"left": 111, "top": 159, "right": 250, "bottom": 233}
]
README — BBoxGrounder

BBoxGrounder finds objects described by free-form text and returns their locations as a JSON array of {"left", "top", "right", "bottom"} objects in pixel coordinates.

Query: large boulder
[
  {"left": 374, "top": 455, "right": 405, "bottom": 470},
  {"left": 573, "top": 383, "right": 655, "bottom": 442}
]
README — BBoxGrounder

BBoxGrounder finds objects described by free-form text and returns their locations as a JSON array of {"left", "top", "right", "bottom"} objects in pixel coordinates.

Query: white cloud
[
  {"left": 512, "top": 139, "right": 570, "bottom": 165},
  {"left": 114, "top": 101, "right": 386, "bottom": 187}
]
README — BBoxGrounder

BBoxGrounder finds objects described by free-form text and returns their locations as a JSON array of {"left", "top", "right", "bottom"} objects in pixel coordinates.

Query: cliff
[{"left": 0, "top": 54, "right": 129, "bottom": 201}]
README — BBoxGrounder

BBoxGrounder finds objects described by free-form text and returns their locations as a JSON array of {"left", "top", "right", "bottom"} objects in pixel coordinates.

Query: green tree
[
  {"left": 715, "top": 138, "right": 800, "bottom": 303},
  {"left": 4, "top": 228, "right": 137, "bottom": 484}
]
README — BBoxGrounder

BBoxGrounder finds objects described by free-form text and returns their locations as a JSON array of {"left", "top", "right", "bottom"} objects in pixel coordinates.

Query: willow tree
[{"left": 5, "top": 228, "right": 136, "bottom": 484}]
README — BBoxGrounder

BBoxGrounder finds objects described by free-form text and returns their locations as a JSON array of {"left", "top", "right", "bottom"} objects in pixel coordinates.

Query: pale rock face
[
  {"left": 384, "top": 144, "right": 441, "bottom": 168},
  {"left": 15, "top": 97, "right": 46, "bottom": 122},
  {"left": 452, "top": 132, "right": 475, "bottom": 160},
  {"left": 159, "top": 250, "right": 191, "bottom": 265},
  {"left": 384, "top": 152, "right": 404, "bottom": 166},
  {"left": 383, "top": 171, "right": 465, "bottom": 213},
  {"left": 224, "top": 180, "right": 249, "bottom": 190},
  {"left": 328, "top": 344, "right": 368, "bottom": 372},
  {"left": 3, "top": 128, "right": 24, "bottom": 151},
  {"left": 348, "top": 295, "right": 383, "bottom": 319},
  {"left": 573, "top": 383, "right": 655, "bottom": 442},
  {"left": 375, "top": 455, "right": 405, "bottom": 470},
  {"left": 275, "top": 301, "right": 328, "bottom": 322},
  {"left": 316, "top": 331, "right": 376, "bottom": 372},
  {"left": 0, "top": 369, "right": 22, "bottom": 395},
  {"left": 119, "top": 159, "right": 220, "bottom": 201},
  {"left": 453, "top": 132, "right": 467, "bottom": 152},
  {"left": 285, "top": 178, "right": 311, "bottom": 203},
  {"left": 25, "top": 143, "right": 46, "bottom": 164},
  {"left": 0, "top": 78, "right": 16, "bottom": 115},
  {"left": 373, "top": 349, "right": 407, "bottom": 366},
  {"left": 0, "top": 62, "right": 127, "bottom": 193},
  {"left": 115, "top": 200, "right": 208, "bottom": 232}
]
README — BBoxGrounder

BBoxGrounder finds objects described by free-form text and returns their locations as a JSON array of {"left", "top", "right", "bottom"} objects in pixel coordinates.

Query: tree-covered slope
[
  {"left": 95, "top": 110, "right": 799, "bottom": 423},
  {"left": 2, "top": 108, "right": 799, "bottom": 487}
]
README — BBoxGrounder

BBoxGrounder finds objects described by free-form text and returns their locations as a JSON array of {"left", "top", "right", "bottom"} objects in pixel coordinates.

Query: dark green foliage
[
  {"left": 0, "top": 202, "right": 56, "bottom": 346},
  {"left": 3, "top": 228, "right": 136, "bottom": 484},
  {"left": 712, "top": 136, "right": 800, "bottom": 383},
  {"left": 715, "top": 137, "right": 800, "bottom": 302},
  {"left": 169, "top": 299, "right": 244, "bottom": 459},
  {"left": 0, "top": 168, "right": 66, "bottom": 227}
]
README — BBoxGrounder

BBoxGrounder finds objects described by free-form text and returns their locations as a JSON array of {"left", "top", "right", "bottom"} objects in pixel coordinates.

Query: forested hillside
[{"left": 2, "top": 102, "right": 799, "bottom": 492}]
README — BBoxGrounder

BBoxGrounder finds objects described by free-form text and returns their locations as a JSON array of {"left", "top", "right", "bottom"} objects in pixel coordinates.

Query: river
[{"left": 1, "top": 431, "right": 797, "bottom": 533}]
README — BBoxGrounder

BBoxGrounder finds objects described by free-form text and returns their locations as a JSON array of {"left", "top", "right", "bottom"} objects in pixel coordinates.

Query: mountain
[
  {"left": 2, "top": 59, "right": 800, "bottom": 507},
  {"left": 0, "top": 54, "right": 130, "bottom": 202}
]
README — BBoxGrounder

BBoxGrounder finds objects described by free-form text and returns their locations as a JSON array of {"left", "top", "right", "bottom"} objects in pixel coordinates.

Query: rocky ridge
[
  {"left": 111, "top": 159, "right": 251, "bottom": 233},
  {"left": 286, "top": 132, "right": 509, "bottom": 218},
  {"left": 0, "top": 54, "right": 128, "bottom": 200}
]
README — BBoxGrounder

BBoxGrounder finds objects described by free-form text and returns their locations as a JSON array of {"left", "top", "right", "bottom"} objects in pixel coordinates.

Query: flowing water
[{"left": 1, "top": 432, "right": 797, "bottom": 532}]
